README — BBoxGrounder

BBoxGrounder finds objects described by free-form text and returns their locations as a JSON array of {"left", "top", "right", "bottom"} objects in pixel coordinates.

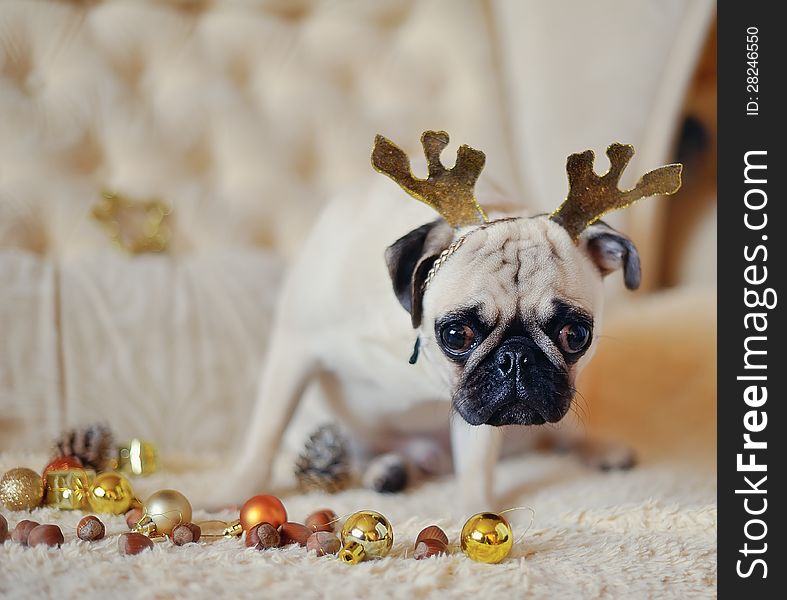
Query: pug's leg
[
  {"left": 547, "top": 413, "right": 636, "bottom": 470},
  {"left": 215, "top": 333, "right": 319, "bottom": 506},
  {"left": 362, "top": 453, "right": 410, "bottom": 493},
  {"left": 451, "top": 420, "right": 503, "bottom": 513},
  {"left": 573, "top": 438, "right": 636, "bottom": 471}
]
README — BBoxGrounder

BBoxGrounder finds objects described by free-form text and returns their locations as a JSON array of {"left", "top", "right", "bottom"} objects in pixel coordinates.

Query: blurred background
[{"left": 0, "top": 0, "right": 715, "bottom": 468}]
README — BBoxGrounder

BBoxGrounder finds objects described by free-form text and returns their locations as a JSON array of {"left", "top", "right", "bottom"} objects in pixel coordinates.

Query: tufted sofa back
[{"left": 0, "top": 0, "right": 514, "bottom": 259}]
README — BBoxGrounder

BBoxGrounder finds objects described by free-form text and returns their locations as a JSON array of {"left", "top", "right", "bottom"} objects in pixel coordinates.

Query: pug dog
[{"left": 223, "top": 133, "right": 681, "bottom": 512}]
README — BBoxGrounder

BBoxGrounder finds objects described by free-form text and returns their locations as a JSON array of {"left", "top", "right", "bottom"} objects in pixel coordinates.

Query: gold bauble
[
  {"left": 117, "top": 439, "right": 158, "bottom": 476},
  {"left": 339, "top": 510, "right": 394, "bottom": 564},
  {"left": 460, "top": 512, "right": 514, "bottom": 564},
  {"left": 88, "top": 472, "right": 134, "bottom": 514},
  {"left": 0, "top": 467, "right": 44, "bottom": 511},
  {"left": 137, "top": 489, "right": 192, "bottom": 537}
]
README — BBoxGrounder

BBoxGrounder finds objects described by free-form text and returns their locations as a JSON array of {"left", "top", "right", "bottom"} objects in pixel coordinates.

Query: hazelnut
[
  {"left": 305, "top": 509, "right": 337, "bottom": 533},
  {"left": 413, "top": 538, "right": 447, "bottom": 560},
  {"left": 416, "top": 525, "right": 448, "bottom": 546},
  {"left": 125, "top": 507, "right": 144, "bottom": 530},
  {"left": 11, "top": 520, "right": 40, "bottom": 545},
  {"left": 28, "top": 524, "right": 64, "bottom": 548},
  {"left": 279, "top": 522, "right": 310, "bottom": 546},
  {"left": 119, "top": 532, "right": 154, "bottom": 555},
  {"left": 171, "top": 522, "right": 201, "bottom": 546},
  {"left": 77, "top": 516, "right": 105, "bottom": 541},
  {"left": 0, "top": 514, "right": 7, "bottom": 543},
  {"left": 246, "top": 523, "right": 279, "bottom": 550},
  {"left": 306, "top": 531, "right": 341, "bottom": 556}
]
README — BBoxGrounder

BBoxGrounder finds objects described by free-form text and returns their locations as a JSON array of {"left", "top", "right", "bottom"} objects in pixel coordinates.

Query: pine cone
[
  {"left": 294, "top": 424, "right": 352, "bottom": 493},
  {"left": 52, "top": 424, "right": 114, "bottom": 472}
]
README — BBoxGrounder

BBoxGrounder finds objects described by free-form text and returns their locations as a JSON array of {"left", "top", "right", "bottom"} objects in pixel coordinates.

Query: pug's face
[{"left": 385, "top": 215, "right": 640, "bottom": 427}]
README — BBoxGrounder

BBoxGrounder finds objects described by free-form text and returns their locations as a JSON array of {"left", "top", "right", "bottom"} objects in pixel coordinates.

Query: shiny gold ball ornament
[
  {"left": 117, "top": 438, "right": 159, "bottom": 476},
  {"left": 239, "top": 494, "right": 287, "bottom": 532},
  {"left": 135, "top": 489, "right": 192, "bottom": 537},
  {"left": 339, "top": 510, "right": 394, "bottom": 564},
  {"left": 0, "top": 467, "right": 44, "bottom": 511},
  {"left": 460, "top": 512, "right": 514, "bottom": 564},
  {"left": 87, "top": 472, "right": 134, "bottom": 515}
]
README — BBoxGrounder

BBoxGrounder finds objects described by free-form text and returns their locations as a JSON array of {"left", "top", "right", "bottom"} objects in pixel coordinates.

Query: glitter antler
[
  {"left": 550, "top": 143, "right": 683, "bottom": 240},
  {"left": 372, "top": 131, "right": 488, "bottom": 228}
]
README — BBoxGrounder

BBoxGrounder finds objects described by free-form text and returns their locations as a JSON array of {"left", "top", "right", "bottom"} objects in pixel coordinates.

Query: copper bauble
[{"left": 239, "top": 495, "right": 287, "bottom": 532}]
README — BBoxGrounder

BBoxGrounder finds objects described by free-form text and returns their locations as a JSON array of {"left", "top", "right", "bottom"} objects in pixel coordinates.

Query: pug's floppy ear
[
  {"left": 385, "top": 219, "right": 455, "bottom": 327},
  {"left": 580, "top": 221, "right": 641, "bottom": 290}
]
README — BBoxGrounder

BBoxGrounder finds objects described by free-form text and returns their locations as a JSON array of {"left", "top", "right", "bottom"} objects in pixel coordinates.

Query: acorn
[
  {"left": 245, "top": 523, "right": 280, "bottom": 550},
  {"left": 414, "top": 538, "right": 447, "bottom": 560},
  {"left": 306, "top": 531, "right": 341, "bottom": 556},
  {"left": 416, "top": 525, "right": 448, "bottom": 546},
  {"left": 279, "top": 522, "right": 310, "bottom": 546},
  {"left": 28, "top": 524, "right": 64, "bottom": 548},
  {"left": 305, "top": 509, "right": 337, "bottom": 533},
  {"left": 171, "top": 522, "right": 201, "bottom": 546},
  {"left": 0, "top": 513, "right": 7, "bottom": 543},
  {"left": 11, "top": 519, "right": 40, "bottom": 545},
  {"left": 125, "top": 507, "right": 144, "bottom": 530},
  {"left": 77, "top": 515, "right": 105, "bottom": 541},
  {"left": 119, "top": 532, "right": 154, "bottom": 555}
]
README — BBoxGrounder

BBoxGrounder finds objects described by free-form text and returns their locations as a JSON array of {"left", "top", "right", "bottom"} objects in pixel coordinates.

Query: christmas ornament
[
  {"left": 117, "top": 438, "right": 159, "bottom": 476},
  {"left": 460, "top": 512, "right": 514, "bottom": 564},
  {"left": 87, "top": 472, "right": 134, "bottom": 515},
  {"left": 295, "top": 424, "right": 352, "bottom": 493},
  {"left": 339, "top": 510, "right": 394, "bottom": 564},
  {"left": 135, "top": 489, "right": 192, "bottom": 537},
  {"left": 239, "top": 494, "right": 287, "bottom": 532},
  {"left": 52, "top": 423, "right": 114, "bottom": 472},
  {"left": 42, "top": 456, "right": 83, "bottom": 486},
  {"left": 45, "top": 468, "right": 95, "bottom": 510},
  {"left": 0, "top": 514, "right": 7, "bottom": 542},
  {"left": 92, "top": 191, "right": 171, "bottom": 254},
  {"left": 372, "top": 131, "right": 488, "bottom": 228},
  {"left": 0, "top": 467, "right": 44, "bottom": 511}
]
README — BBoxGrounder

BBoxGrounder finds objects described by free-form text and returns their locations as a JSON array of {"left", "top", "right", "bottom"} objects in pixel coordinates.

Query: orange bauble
[
  {"left": 239, "top": 495, "right": 287, "bottom": 532},
  {"left": 42, "top": 457, "right": 84, "bottom": 486}
]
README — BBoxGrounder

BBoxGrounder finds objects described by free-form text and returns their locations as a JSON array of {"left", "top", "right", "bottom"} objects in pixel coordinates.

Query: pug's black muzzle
[{"left": 454, "top": 336, "right": 572, "bottom": 426}]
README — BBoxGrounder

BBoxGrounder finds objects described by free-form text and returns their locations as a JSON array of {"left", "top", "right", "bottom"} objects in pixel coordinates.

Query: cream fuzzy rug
[{"left": 0, "top": 450, "right": 715, "bottom": 600}]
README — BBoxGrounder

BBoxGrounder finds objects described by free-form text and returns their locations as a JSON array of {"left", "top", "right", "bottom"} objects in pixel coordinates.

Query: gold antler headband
[
  {"left": 372, "top": 130, "right": 488, "bottom": 228},
  {"left": 550, "top": 143, "right": 683, "bottom": 240},
  {"left": 372, "top": 132, "right": 682, "bottom": 241}
]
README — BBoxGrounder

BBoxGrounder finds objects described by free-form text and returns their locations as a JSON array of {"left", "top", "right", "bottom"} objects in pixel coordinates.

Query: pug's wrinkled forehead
[{"left": 421, "top": 216, "right": 603, "bottom": 328}]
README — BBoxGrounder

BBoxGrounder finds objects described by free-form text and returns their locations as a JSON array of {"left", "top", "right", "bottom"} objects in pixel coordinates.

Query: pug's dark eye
[
  {"left": 440, "top": 322, "right": 476, "bottom": 354},
  {"left": 558, "top": 323, "right": 591, "bottom": 354}
]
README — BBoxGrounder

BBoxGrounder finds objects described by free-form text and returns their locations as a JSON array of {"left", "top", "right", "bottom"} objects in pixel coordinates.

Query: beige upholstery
[{"left": 0, "top": 0, "right": 714, "bottom": 452}]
